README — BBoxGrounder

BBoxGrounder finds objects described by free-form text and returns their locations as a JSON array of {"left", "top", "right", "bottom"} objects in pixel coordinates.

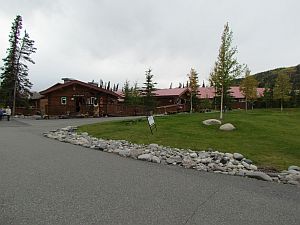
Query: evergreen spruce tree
[
  {"left": 123, "top": 80, "right": 131, "bottom": 105},
  {"left": 0, "top": 15, "right": 36, "bottom": 115},
  {"left": 210, "top": 23, "right": 243, "bottom": 119},
  {"left": 143, "top": 68, "right": 157, "bottom": 113}
]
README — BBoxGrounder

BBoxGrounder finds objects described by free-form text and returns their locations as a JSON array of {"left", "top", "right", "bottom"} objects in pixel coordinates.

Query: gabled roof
[
  {"left": 40, "top": 80, "right": 120, "bottom": 98},
  {"left": 153, "top": 88, "right": 190, "bottom": 97},
  {"left": 197, "top": 86, "right": 265, "bottom": 99},
  {"left": 197, "top": 87, "right": 216, "bottom": 99},
  {"left": 229, "top": 86, "right": 265, "bottom": 98}
]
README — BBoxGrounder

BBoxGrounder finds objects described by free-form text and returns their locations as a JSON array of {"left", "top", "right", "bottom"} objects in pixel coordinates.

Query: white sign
[
  {"left": 147, "top": 116, "right": 155, "bottom": 126},
  {"left": 147, "top": 116, "right": 157, "bottom": 134}
]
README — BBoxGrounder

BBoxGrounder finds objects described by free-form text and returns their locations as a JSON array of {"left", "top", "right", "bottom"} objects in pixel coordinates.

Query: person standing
[{"left": 5, "top": 106, "right": 11, "bottom": 121}]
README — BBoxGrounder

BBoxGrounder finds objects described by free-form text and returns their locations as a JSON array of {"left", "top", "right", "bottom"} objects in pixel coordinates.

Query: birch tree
[{"left": 210, "top": 23, "right": 243, "bottom": 119}]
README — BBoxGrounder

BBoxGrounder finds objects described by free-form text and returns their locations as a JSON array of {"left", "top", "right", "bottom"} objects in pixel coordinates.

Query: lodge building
[
  {"left": 23, "top": 79, "right": 265, "bottom": 117},
  {"left": 39, "top": 78, "right": 120, "bottom": 116}
]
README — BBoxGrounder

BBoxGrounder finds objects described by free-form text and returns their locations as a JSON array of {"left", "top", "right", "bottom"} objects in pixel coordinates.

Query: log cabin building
[{"left": 39, "top": 78, "right": 120, "bottom": 116}]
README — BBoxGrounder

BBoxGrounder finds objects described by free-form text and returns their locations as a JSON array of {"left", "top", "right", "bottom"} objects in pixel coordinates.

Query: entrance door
[{"left": 75, "top": 97, "right": 84, "bottom": 113}]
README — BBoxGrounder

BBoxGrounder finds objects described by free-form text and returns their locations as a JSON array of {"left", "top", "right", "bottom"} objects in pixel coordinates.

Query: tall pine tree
[
  {"left": 0, "top": 15, "right": 36, "bottom": 115},
  {"left": 143, "top": 68, "right": 157, "bottom": 113}
]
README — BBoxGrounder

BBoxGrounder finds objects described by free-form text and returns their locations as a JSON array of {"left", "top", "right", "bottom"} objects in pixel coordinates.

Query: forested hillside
[
  {"left": 234, "top": 64, "right": 300, "bottom": 89},
  {"left": 233, "top": 65, "right": 300, "bottom": 108}
]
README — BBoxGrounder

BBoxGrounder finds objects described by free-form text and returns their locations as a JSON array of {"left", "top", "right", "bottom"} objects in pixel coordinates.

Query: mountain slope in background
[{"left": 234, "top": 64, "right": 300, "bottom": 89}]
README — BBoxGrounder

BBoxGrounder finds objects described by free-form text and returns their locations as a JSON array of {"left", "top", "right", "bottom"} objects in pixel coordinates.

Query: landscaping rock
[
  {"left": 202, "top": 119, "right": 221, "bottom": 126},
  {"left": 43, "top": 126, "right": 299, "bottom": 187},
  {"left": 151, "top": 156, "right": 161, "bottom": 164},
  {"left": 149, "top": 143, "right": 159, "bottom": 150},
  {"left": 129, "top": 149, "right": 144, "bottom": 159},
  {"left": 233, "top": 153, "right": 244, "bottom": 160},
  {"left": 243, "top": 159, "right": 253, "bottom": 164},
  {"left": 182, "top": 156, "right": 196, "bottom": 169},
  {"left": 245, "top": 171, "right": 273, "bottom": 182},
  {"left": 288, "top": 165, "right": 300, "bottom": 171},
  {"left": 219, "top": 123, "right": 235, "bottom": 131},
  {"left": 287, "top": 180, "right": 299, "bottom": 185},
  {"left": 249, "top": 165, "right": 258, "bottom": 171},
  {"left": 166, "top": 158, "right": 175, "bottom": 164},
  {"left": 190, "top": 152, "right": 197, "bottom": 158},
  {"left": 118, "top": 149, "right": 131, "bottom": 157},
  {"left": 138, "top": 154, "right": 152, "bottom": 162}
]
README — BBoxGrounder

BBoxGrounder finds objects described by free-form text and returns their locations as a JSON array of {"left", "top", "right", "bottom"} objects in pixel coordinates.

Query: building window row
[{"left": 61, "top": 96, "right": 99, "bottom": 106}]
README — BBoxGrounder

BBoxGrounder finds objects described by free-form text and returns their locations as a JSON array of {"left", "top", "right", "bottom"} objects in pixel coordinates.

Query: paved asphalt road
[{"left": 0, "top": 117, "right": 299, "bottom": 225}]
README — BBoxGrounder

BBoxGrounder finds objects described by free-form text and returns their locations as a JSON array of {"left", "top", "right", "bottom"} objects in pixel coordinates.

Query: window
[
  {"left": 91, "top": 97, "right": 95, "bottom": 105},
  {"left": 61, "top": 97, "right": 67, "bottom": 105}
]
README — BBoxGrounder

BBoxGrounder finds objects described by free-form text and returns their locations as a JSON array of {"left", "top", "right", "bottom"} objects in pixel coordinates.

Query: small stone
[
  {"left": 287, "top": 180, "right": 299, "bottom": 185},
  {"left": 232, "top": 160, "right": 239, "bottom": 165},
  {"left": 196, "top": 164, "right": 207, "bottom": 171},
  {"left": 166, "top": 158, "right": 175, "bottom": 164},
  {"left": 151, "top": 156, "right": 161, "bottom": 163},
  {"left": 249, "top": 165, "right": 258, "bottom": 171},
  {"left": 245, "top": 171, "right": 273, "bottom": 182},
  {"left": 287, "top": 170, "right": 300, "bottom": 175},
  {"left": 149, "top": 143, "right": 159, "bottom": 149},
  {"left": 190, "top": 153, "right": 197, "bottom": 158},
  {"left": 220, "top": 157, "right": 229, "bottom": 164},
  {"left": 243, "top": 159, "right": 253, "bottom": 164},
  {"left": 208, "top": 163, "right": 215, "bottom": 168},
  {"left": 233, "top": 153, "right": 244, "bottom": 161},
  {"left": 225, "top": 153, "right": 233, "bottom": 158},
  {"left": 288, "top": 165, "right": 300, "bottom": 171},
  {"left": 237, "top": 170, "right": 247, "bottom": 176},
  {"left": 118, "top": 149, "right": 131, "bottom": 157},
  {"left": 198, "top": 152, "right": 210, "bottom": 159},
  {"left": 113, "top": 149, "right": 120, "bottom": 154},
  {"left": 138, "top": 154, "right": 152, "bottom": 161},
  {"left": 242, "top": 161, "right": 251, "bottom": 170},
  {"left": 182, "top": 156, "right": 196, "bottom": 169},
  {"left": 130, "top": 149, "right": 144, "bottom": 159},
  {"left": 213, "top": 166, "right": 226, "bottom": 172}
]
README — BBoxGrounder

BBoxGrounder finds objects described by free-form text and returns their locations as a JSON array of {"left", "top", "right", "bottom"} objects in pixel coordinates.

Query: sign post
[{"left": 147, "top": 115, "right": 157, "bottom": 134}]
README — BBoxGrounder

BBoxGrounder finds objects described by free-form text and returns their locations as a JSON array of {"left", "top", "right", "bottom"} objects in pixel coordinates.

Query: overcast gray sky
[{"left": 0, "top": 0, "right": 299, "bottom": 91}]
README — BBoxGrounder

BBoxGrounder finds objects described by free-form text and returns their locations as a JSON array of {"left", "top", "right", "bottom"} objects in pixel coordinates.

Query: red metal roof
[
  {"left": 197, "top": 86, "right": 265, "bottom": 99},
  {"left": 197, "top": 87, "right": 216, "bottom": 99},
  {"left": 40, "top": 80, "right": 121, "bottom": 98},
  {"left": 153, "top": 88, "right": 189, "bottom": 97}
]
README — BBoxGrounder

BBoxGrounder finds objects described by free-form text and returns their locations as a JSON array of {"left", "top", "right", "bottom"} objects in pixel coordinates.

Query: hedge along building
[{"left": 39, "top": 78, "right": 120, "bottom": 116}]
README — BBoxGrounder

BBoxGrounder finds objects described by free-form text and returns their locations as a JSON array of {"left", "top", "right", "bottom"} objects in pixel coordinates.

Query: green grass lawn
[{"left": 78, "top": 109, "right": 300, "bottom": 171}]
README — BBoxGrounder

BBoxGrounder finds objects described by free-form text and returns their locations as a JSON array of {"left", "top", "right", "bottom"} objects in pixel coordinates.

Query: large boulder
[
  {"left": 202, "top": 119, "right": 222, "bottom": 126},
  {"left": 219, "top": 123, "right": 236, "bottom": 131}
]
